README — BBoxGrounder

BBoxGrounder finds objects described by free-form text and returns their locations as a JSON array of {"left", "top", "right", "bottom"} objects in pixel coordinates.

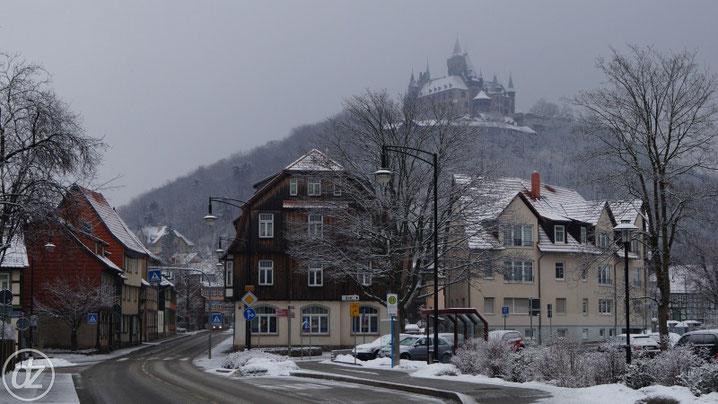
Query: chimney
[{"left": 531, "top": 172, "right": 540, "bottom": 199}]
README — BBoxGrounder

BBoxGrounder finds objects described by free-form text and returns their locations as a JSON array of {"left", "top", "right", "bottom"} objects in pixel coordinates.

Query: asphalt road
[{"left": 74, "top": 332, "right": 448, "bottom": 404}]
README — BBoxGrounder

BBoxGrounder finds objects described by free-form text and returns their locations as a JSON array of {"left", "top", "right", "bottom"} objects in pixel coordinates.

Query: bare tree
[
  {"left": 529, "top": 98, "right": 560, "bottom": 117},
  {"left": 572, "top": 45, "right": 718, "bottom": 347},
  {"left": 35, "top": 271, "right": 116, "bottom": 351},
  {"left": 285, "top": 90, "right": 493, "bottom": 322},
  {"left": 0, "top": 53, "right": 104, "bottom": 262}
]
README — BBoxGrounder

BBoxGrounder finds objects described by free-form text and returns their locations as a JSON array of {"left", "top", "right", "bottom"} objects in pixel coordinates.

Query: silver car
[{"left": 379, "top": 335, "right": 453, "bottom": 363}]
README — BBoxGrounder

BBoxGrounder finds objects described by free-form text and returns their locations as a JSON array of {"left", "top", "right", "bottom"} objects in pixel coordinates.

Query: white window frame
[
  {"left": 484, "top": 297, "right": 495, "bottom": 314},
  {"left": 358, "top": 272, "right": 372, "bottom": 286},
  {"left": 597, "top": 232, "right": 609, "bottom": 248},
  {"left": 598, "top": 265, "right": 612, "bottom": 285},
  {"left": 258, "top": 213, "right": 274, "bottom": 238},
  {"left": 307, "top": 179, "right": 321, "bottom": 196},
  {"left": 503, "top": 261, "right": 533, "bottom": 283},
  {"left": 352, "top": 306, "right": 378, "bottom": 335},
  {"left": 0, "top": 273, "right": 10, "bottom": 291},
  {"left": 633, "top": 268, "right": 641, "bottom": 287},
  {"left": 554, "top": 225, "right": 565, "bottom": 243},
  {"left": 599, "top": 299, "right": 612, "bottom": 314},
  {"left": 555, "top": 262, "right": 565, "bottom": 280},
  {"left": 502, "top": 224, "right": 533, "bottom": 247},
  {"left": 580, "top": 227, "right": 587, "bottom": 244},
  {"left": 226, "top": 261, "right": 233, "bottom": 287},
  {"left": 251, "top": 306, "right": 278, "bottom": 335},
  {"left": 503, "top": 297, "right": 529, "bottom": 314},
  {"left": 258, "top": 260, "right": 274, "bottom": 285},
  {"left": 308, "top": 267, "right": 323, "bottom": 287},
  {"left": 302, "top": 306, "right": 329, "bottom": 334},
  {"left": 289, "top": 178, "right": 298, "bottom": 196},
  {"left": 308, "top": 214, "right": 323, "bottom": 238},
  {"left": 333, "top": 182, "right": 342, "bottom": 196}
]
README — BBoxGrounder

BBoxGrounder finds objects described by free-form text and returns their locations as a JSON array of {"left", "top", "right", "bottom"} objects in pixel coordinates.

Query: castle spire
[
  {"left": 409, "top": 70, "right": 416, "bottom": 87},
  {"left": 452, "top": 36, "right": 461, "bottom": 55},
  {"left": 508, "top": 73, "right": 514, "bottom": 90}
]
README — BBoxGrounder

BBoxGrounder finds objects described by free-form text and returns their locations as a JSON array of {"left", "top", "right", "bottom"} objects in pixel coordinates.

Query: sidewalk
[{"left": 294, "top": 361, "right": 551, "bottom": 404}]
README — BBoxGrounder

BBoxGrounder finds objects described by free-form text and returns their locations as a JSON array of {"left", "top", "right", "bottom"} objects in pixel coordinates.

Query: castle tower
[
  {"left": 447, "top": 38, "right": 469, "bottom": 78},
  {"left": 507, "top": 73, "right": 516, "bottom": 113},
  {"left": 408, "top": 70, "right": 419, "bottom": 98}
]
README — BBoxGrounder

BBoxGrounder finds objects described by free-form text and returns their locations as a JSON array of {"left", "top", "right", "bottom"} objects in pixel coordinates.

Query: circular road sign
[
  {"left": 15, "top": 317, "right": 29, "bottom": 331},
  {"left": 388, "top": 295, "right": 397, "bottom": 305},
  {"left": 0, "top": 289, "right": 12, "bottom": 305},
  {"left": 243, "top": 308, "right": 256, "bottom": 321}
]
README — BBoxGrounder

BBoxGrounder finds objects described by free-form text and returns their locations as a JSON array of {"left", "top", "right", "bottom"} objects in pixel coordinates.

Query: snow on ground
[
  {"left": 330, "top": 354, "right": 428, "bottom": 371},
  {"left": 236, "top": 357, "right": 299, "bottom": 377},
  {"left": 410, "top": 363, "right": 718, "bottom": 404},
  {"left": 16, "top": 357, "right": 77, "bottom": 368},
  {"left": 195, "top": 337, "right": 300, "bottom": 378},
  {"left": 193, "top": 334, "right": 236, "bottom": 376}
]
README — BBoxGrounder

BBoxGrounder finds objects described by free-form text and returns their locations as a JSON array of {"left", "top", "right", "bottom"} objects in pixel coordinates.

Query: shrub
[
  {"left": 677, "top": 361, "right": 718, "bottom": 396},
  {"left": 625, "top": 359, "right": 656, "bottom": 389},
  {"left": 650, "top": 345, "right": 704, "bottom": 386},
  {"left": 221, "top": 350, "right": 283, "bottom": 369},
  {"left": 452, "top": 337, "right": 514, "bottom": 378},
  {"left": 531, "top": 336, "right": 589, "bottom": 387}
]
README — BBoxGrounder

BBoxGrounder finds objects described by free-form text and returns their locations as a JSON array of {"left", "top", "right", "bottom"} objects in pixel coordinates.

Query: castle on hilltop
[{"left": 408, "top": 38, "right": 515, "bottom": 116}]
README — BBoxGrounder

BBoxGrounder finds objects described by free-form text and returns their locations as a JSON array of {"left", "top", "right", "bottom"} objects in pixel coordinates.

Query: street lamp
[
  {"left": 614, "top": 218, "right": 638, "bottom": 364},
  {"left": 375, "top": 145, "right": 440, "bottom": 364}
]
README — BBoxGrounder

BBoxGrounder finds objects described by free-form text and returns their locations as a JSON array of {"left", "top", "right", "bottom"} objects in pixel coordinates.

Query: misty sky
[{"left": 3, "top": 1, "right": 718, "bottom": 206}]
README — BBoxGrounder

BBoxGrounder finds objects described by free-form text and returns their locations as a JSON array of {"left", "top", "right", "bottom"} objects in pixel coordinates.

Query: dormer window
[
  {"left": 554, "top": 225, "right": 565, "bottom": 243},
  {"left": 307, "top": 179, "right": 321, "bottom": 196},
  {"left": 580, "top": 227, "right": 587, "bottom": 244},
  {"left": 597, "top": 232, "right": 609, "bottom": 248}
]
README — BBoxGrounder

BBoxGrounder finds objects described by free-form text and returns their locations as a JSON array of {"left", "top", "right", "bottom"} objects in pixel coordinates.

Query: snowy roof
[
  {"left": 77, "top": 186, "right": 151, "bottom": 256},
  {"left": 139, "top": 226, "right": 195, "bottom": 246},
  {"left": 454, "top": 115, "right": 536, "bottom": 134},
  {"left": 0, "top": 234, "right": 28, "bottom": 269},
  {"left": 473, "top": 90, "right": 491, "bottom": 100},
  {"left": 610, "top": 200, "right": 643, "bottom": 224},
  {"left": 160, "top": 276, "right": 174, "bottom": 287},
  {"left": 141, "top": 279, "right": 150, "bottom": 286},
  {"left": 285, "top": 149, "right": 342, "bottom": 172},
  {"left": 537, "top": 226, "right": 600, "bottom": 254},
  {"left": 282, "top": 201, "right": 349, "bottom": 209},
  {"left": 419, "top": 76, "right": 468, "bottom": 97}
]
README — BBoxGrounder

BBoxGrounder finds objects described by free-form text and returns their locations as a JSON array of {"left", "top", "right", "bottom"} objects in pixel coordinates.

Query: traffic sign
[
  {"left": 10, "top": 311, "right": 22, "bottom": 318},
  {"left": 0, "top": 289, "right": 12, "bottom": 305},
  {"left": 243, "top": 308, "right": 256, "bottom": 321},
  {"left": 342, "top": 295, "right": 359, "bottom": 301},
  {"left": 211, "top": 313, "right": 223, "bottom": 325},
  {"left": 148, "top": 269, "right": 162, "bottom": 284},
  {"left": 302, "top": 319, "right": 309, "bottom": 331},
  {"left": 502, "top": 306, "right": 509, "bottom": 317},
  {"left": 245, "top": 285, "right": 255, "bottom": 292},
  {"left": 387, "top": 294, "right": 398, "bottom": 317},
  {"left": 16, "top": 317, "right": 29, "bottom": 331},
  {"left": 241, "top": 291, "right": 258, "bottom": 307},
  {"left": 350, "top": 303, "right": 360, "bottom": 317},
  {"left": 88, "top": 313, "right": 98, "bottom": 324}
]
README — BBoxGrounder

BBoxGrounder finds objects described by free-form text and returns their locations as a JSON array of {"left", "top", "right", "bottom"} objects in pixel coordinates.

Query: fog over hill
[{"left": 119, "top": 113, "right": 607, "bottom": 249}]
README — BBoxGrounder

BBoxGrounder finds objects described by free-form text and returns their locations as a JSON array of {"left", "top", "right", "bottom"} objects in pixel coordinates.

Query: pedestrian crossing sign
[
  {"left": 149, "top": 270, "right": 162, "bottom": 284},
  {"left": 211, "top": 313, "right": 223, "bottom": 325},
  {"left": 88, "top": 313, "right": 98, "bottom": 324}
]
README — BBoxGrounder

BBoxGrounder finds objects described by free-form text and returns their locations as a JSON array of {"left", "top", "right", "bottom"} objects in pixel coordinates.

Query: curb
[{"left": 291, "top": 371, "right": 472, "bottom": 403}]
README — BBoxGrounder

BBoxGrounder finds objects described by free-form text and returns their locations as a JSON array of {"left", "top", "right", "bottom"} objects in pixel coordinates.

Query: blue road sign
[
  {"left": 10, "top": 311, "right": 22, "bottom": 318},
  {"left": 502, "top": 306, "right": 510, "bottom": 316},
  {"left": 302, "top": 319, "right": 309, "bottom": 331},
  {"left": 243, "top": 308, "right": 256, "bottom": 321},
  {"left": 148, "top": 269, "right": 162, "bottom": 284},
  {"left": 88, "top": 313, "right": 99, "bottom": 324},
  {"left": 211, "top": 313, "right": 223, "bottom": 325}
]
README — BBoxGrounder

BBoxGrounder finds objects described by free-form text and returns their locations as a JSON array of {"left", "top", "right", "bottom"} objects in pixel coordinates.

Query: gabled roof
[
  {"left": 138, "top": 225, "right": 195, "bottom": 247},
  {"left": 62, "top": 225, "right": 123, "bottom": 273},
  {"left": 0, "top": 234, "right": 28, "bottom": 269},
  {"left": 473, "top": 90, "right": 491, "bottom": 100},
  {"left": 285, "top": 149, "right": 342, "bottom": 172},
  {"left": 537, "top": 226, "right": 600, "bottom": 254},
  {"left": 610, "top": 200, "right": 643, "bottom": 224},
  {"left": 74, "top": 186, "right": 151, "bottom": 256}
]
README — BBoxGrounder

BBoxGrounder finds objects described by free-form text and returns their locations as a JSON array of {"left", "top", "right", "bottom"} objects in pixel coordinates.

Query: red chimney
[{"left": 531, "top": 172, "right": 540, "bottom": 199}]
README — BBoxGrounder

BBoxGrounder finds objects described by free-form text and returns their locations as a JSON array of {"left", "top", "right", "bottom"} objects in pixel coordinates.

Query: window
[
  {"left": 503, "top": 261, "right": 533, "bottom": 283},
  {"left": 598, "top": 265, "right": 612, "bottom": 285},
  {"left": 555, "top": 262, "right": 565, "bottom": 280},
  {"left": 502, "top": 225, "right": 533, "bottom": 247},
  {"left": 599, "top": 299, "right": 612, "bottom": 314},
  {"left": 352, "top": 306, "right": 378, "bottom": 334},
  {"left": 483, "top": 266, "right": 494, "bottom": 279},
  {"left": 308, "top": 214, "right": 323, "bottom": 238},
  {"left": 632, "top": 239, "right": 640, "bottom": 257},
  {"left": 503, "top": 297, "right": 529, "bottom": 314},
  {"left": 600, "top": 328, "right": 606, "bottom": 338},
  {"left": 81, "top": 221, "right": 93, "bottom": 234},
  {"left": 212, "top": 290, "right": 217, "bottom": 297},
  {"left": 582, "top": 329, "right": 589, "bottom": 340},
  {"left": 259, "top": 260, "right": 273, "bottom": 285},
  {"left": 333, "top": 182, "right": 342, "bottom": 196},
  {"left": 226, "top": 261, "right": 233, "bottom": 287},
  {"left": 358, "top": 272, "right": 372, "bottom": 286},
  {"left": 582, "top": 298, "right": 588, "bottom": 315},
  {"left": 484, "top": 297, "right": 495, "bottom": 314},
  {"left": 554, "top": 225, "right": 565, "bottom": 243},
  {"left": 0, "top": 274, "right": 9, "bottom": 292},
  {"left": 251, "top": 306, "right": 278, "bottom": 334},
  {"left": 633, "top": 268, "right": 641, "bottom": 287},
  {"left": 609, "top": 328, "right": 615, "bottom": 337},
  {"left": 302, "top": 306, "right": 329, "bottom": 334},
  {"left": 597, "top": 232, "right": 610, "bottom": 248},
  {"left": 581, "top": 268, "right": 587, "bottom": 282},
  {"left": 307, "top": 179, "right": 321, "bottom": 196},
  {"left": 289, "top": 178, "right": 298, "bottom": 196},
  {"left": 308, "top": 267, "right": 323, "bottom": 287},
  {"left": 580, "top": 227, "right": 587, "bottom": 244},
  {"left": 556, "top": 298, "right": 566, "bottom": 315},
  {"left": 557, "top": 329, "right": 567, "bottom": 337},
  {"left": 259, "top": 213, "right": 274, "bottom": 238}
]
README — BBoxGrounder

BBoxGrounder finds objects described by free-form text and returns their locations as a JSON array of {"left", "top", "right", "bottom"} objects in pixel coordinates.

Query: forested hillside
[{"left": 119, "top": 113, "right": 605, "bottom": 249}]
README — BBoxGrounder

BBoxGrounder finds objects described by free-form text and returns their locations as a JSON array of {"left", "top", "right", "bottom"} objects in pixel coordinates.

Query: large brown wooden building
[{"left": 225, "top": 150, "right": 388, "bottom": 349}]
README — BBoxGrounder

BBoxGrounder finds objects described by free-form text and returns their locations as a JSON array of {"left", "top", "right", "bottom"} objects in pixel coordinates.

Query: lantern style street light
[
  {"left": 375, "top": 145, "right": 440, "bottom": 364},
  {"left": 614, "top": 218, "right": 638, "bottom": 364}
]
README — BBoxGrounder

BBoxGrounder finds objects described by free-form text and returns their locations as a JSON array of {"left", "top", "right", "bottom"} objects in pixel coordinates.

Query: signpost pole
[
  {"left": 287, "top": 305, "right": 292, "bottom": 356},
  {"left": 390, "top": 316, "right": 394, "bottom": 368},
  {"left": 529, "top": 297, "right": 534, "bottom": 341}
]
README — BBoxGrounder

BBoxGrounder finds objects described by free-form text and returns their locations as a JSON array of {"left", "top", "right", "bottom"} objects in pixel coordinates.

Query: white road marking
[
  {"left": 117, "top": 358, "right": 129, "bottom": 362},
  {"left": 339, "top": 369, "right": 380, "bottom": 375},
  {"left": 164, "top": 357, "right": 176, "bottom": 361},
  {"left": 180, "top": 357, "right": 190, "bottom": 361}
]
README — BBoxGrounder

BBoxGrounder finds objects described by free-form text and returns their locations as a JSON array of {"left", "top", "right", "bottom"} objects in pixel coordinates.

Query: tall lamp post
[
  {"left": 375, "top": 145, "right": 440, "bottom": 364},
  {"left": 614, "top": 219, "right": 637, "bottom": 364},
  {"left": 203, "top": 196, "right": 252, "bottom": 349}
]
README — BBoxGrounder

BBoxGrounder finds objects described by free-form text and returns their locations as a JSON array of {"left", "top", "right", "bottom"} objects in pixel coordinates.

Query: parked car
[
  {"left": 438, "top": 333, "right": 465, "bottom": 348},
  {"left": 378, "top": 335, "right": 453, "bottom": 363},
  {"left": 352, "top": 333, "right": 410, "bottom": 360},
  {"left": 675, "top": 329, "right": 718, "bottom": 360},
  {"left": 646, "top": 332, "right": 681, "bottom": 348},
  {"left": 488, "top": 330, "right": 525, "bottom": 351},
  {"left": 176, "top": 327, "right": 187, "bottom": 333},
  {"left": 609, "top": 334, "right": 661, "bottom": 355}
]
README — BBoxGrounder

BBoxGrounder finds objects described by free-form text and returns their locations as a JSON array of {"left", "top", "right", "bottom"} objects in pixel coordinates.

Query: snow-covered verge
[
  {"left": 15, "top": 357, "right": 77, "bottom": 369},
  {"left": 412, "top": 363, "right": 718, "bottom": 404},
  {"left": 193, "top": 335, "right": 237, "bottom": 376},
  {"left": 194, "top": 337, "right": 299, "bottom": 377},
  {"left": 331, "top": 354, "right": 428, "bottom": 371}
]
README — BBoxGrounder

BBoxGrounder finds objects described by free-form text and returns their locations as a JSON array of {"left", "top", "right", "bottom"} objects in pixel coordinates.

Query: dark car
[{"left": 676, "top": 329, "right": 718, "bottom": 360}]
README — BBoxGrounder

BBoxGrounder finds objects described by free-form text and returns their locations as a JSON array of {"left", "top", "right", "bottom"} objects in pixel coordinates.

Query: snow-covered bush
[
  {"left": 221, "top": 350, "right": 283, "bottom": 369},
  {"left": 625, "top": 359, "right": 657, "bottom": 389},
  {"left": 650, "top": 345, "right": 704, "bottom": 386},
  {"left": 677, "top": 361, "right": 718, "bottom": 396},
  {"left": 451, "top": 337, "right": 514, "bottom": 378},
  {"left": 531, "top": 336, "right": 590, "bottom": 387}
]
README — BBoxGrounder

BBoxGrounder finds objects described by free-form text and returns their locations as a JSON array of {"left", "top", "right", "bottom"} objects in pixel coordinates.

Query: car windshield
[{"left": 400, "top": 337, "right": 420, "bottom": 346}]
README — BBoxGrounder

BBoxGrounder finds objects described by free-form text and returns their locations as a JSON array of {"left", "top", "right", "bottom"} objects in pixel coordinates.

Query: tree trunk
[{"left": 71, "top": 330, "right": 78, "bottom": 352}]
